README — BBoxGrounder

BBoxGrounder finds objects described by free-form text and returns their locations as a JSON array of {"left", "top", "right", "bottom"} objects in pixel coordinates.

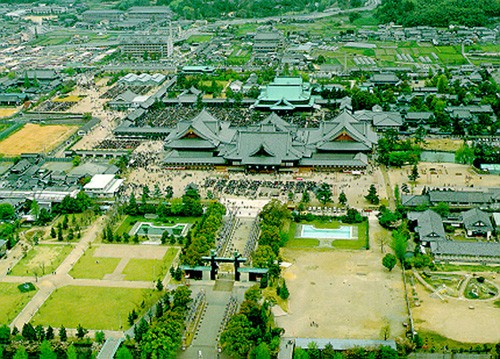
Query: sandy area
[
  {"left": 22, "top": 246, "right": 66, "bottom": 271},
  {"left": 94, "top": 244, "right": 167, "bottom": 259},
  {"left": 277, "top": 248, "right": 407, "bottom": 339},
  {"left": 0, "top": 124, "right": 77, "bottom": 155},
  {"left": 387, "top": 162, "right": 500, "bottom": 193},
  {"left": 412, "top": 275, "right": 500, "bottom": 343},
  {"left": 423, "top": 139, "right": 464, "bottom": 152}
]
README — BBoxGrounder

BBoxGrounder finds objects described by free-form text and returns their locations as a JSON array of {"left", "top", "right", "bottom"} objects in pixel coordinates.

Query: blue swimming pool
[{"left": 300, "top": 224, "right": 352, "bottom": 239}]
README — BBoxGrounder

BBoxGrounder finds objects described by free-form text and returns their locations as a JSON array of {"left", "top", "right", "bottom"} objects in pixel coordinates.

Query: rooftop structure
[
  {"left": 254, "top": 77, "right": 315, "bottom": 112},
  {"left": 83, "top": 174, "right": 124, "bottom": 197}
]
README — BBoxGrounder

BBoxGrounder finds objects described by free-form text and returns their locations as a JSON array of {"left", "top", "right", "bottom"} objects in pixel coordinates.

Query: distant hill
[
  {"left": 157, "top": 0, "right": 364, "bottom": 20},
  {"left": 375, "top": 0, "right": 500, "bottom": 27}
]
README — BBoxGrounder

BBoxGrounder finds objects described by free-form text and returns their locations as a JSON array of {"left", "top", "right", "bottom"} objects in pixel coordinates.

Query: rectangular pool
[{"left": 300, "top": 224, "right": 352, "bottom": 239}]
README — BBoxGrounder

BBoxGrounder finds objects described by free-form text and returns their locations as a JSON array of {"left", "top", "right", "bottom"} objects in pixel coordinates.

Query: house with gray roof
[
  {"left": 430, "top": 241, "right": 500, "bottom": 264},
  {"left": 461, "top": 208, "right": 493, "bottom": 239},
  {"left": 412, "top": 209, "right": 446, "bottom": 245},
  {"left": 428, "top": 190, "right": 493, "bottom": 208}
]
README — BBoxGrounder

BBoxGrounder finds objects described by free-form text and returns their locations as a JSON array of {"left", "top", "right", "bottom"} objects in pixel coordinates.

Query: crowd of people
[{"left": 202, "top": 178, "right": 320, "bottom": 198}]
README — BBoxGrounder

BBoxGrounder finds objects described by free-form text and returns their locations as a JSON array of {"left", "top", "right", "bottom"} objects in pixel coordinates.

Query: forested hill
[
  {"left": 375, "top": 0, "right": 500, "bottom": 27},
  {"left": 158, "top": 0, "right": 363, "bottom": 19}
]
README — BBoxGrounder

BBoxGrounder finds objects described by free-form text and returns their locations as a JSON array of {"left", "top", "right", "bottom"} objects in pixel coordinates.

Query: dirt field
[
  {"left": 277, "top": 248, "right": 407, "bottom": 339},
  {"left": 388, "top": 163, "right": 500, "bottom": 192},
  {"left": 412, "top": 274, "right": 500, "bottom": 343},
  {"left": 94, "top": 244, "right": 167, "bottom": 259},
  {"left": 0, "top": 124, "right": 77, "bottom": 155},
  {"left": 0, "top": 108, "right": 19, "bottom": 118}
]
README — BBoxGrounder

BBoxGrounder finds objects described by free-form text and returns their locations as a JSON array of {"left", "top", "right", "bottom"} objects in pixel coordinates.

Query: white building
[{"left": 83, "top": 174, "right": 124, "bottom": 197}]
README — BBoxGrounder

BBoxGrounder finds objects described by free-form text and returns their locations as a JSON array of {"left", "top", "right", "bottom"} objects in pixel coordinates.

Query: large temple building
[{"left": 163, "top": 109, "right": 377, "bottom": 171}]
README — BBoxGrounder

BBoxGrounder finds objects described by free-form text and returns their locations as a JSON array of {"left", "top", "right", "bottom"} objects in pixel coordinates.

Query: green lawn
[
  {"left": 31, "top": 286, "right": 161, "bottom": 330},
  {"left": 417, "top": 329, "right": 492, "bottom": 351},
  {"left": 122, "top": 247, "right": 179, "bottom": 281},
  {"left": 435, "top": 263, "right": 500, "bottom": 273},
  {"left": 69, "top": 247, "right": 121, "bottom": 279},
  {"left": 186, "top": 35, "right": 212, "bottom": 44},
  {"left": 332, "top": 221, "right": 368, "bottom": 250},
  {"left": 9, "top": 244, "right": 73, "bottom": 277},
  {"left": 0, "top": 282, "right": 37, "bottom": 324},
  {"left": 285, "top": 238, "right": 320, "bottom": 248}
]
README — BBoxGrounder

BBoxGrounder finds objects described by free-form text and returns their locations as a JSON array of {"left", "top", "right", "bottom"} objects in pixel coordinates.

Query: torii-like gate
[{"left": 201, "top": 250, "right": 247, "bottom": 281}]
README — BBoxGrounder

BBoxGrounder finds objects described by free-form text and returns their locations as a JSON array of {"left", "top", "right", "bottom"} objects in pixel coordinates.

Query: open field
[
  {"left": 0, "top": 124, "right": 78, "bottom": 156},
  {"left": 9, "top": 244, "right": 73, "bottom": 277},
  {"left": 122, "top": 247, "right": 178, "bottom": 281},
  {"left": 423, "top": 139, "right": 464, "bottom": 152},
  {"left": 0, "top": 108, "right": 19, "bottom": 118},
  {"left": 31, "top": 286, "right": 161, "bottom": 330},
  {"left": 52, "top": 95, "right": 84, "bottom": 103},
  {"left": 69, "top": 247, "right": 121, "bottom": 279},
  {"left": 412, "top": 272, "right": 500, "bottom": 343},
  {"left": 277, "top": 249, "right": 406, "bottom": 339},
  {"left": 0, "top": 282, "right": 37, "bottom": 323}
]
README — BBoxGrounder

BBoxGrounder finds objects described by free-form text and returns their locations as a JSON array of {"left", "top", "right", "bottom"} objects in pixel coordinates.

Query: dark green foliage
[
  {"left": 382, "top": 253, "right": 397, "bottom": 271},
  {"left": 342, "top": 208, "right": 364, "bottom": 224},
  {"left": 75, "top": 324, "right": 88, "bottom": 340},
  {"left": 0, "top": 203, "right": 15, "bottom": 220},
  {"left": 17, "top": 282, "right": 36, "bottom": 293},
  {"left": 58, "top": 326, "right": 67, "bottom": 342},
  {"left": 45, "top": 326, "right": 54, "bottom": 341},
  {"left": 53, "top": 192, "right": 94, "bottom": 215},
  {"left": 0, "top": 324, "right": 11, "bottom": 344},
  {"left": 365, "top": 184, "right": 380, "bottom": 205},
  {"left": 316, "top": 183, "right": 332, "bottom": 205},
  {"left": 375, "top": 0, "right": 500, "bottom": 27},
  {"left": 21, "top": 323, "right": 36, "bottom": 341}
]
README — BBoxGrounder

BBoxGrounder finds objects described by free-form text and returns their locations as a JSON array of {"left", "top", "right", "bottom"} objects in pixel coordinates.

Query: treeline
[
  {"left": 252, "top": 200, "right": 291, "bottom": 278},
  {"left": 294, "top": 344, "right": 399, "bottom": 359},
  {"left": 375, "top": 0, "right": 500, "bottom": 27},
  {"left": 220, "top": 285, "right": 283, "bottom": 358},
  {"left": 159, "top": 0, "right": 338, "bottom": 20},
  {"left": 181, "top": 201, "right": 226, "bottom": 266},
  {"left": 131, "top": 286, "right": 192, "bottom": 358}
]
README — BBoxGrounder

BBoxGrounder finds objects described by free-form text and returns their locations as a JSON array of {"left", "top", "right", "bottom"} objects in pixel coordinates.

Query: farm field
[
  {"left": 31, "top": 286, "right": 161, "bottom": 330},
  {"left": 0, "top": 108, "right": 19, "bottom": 118},
  {"left": 0, "top": 124, "right": 78, "bottom": 156}
]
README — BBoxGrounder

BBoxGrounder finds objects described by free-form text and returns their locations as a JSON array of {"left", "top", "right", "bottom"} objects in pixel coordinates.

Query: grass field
[
  {"left": 423, "top": 138, "right": 464, "bottom": 152},
  {"left": 0, "top": 282, "right": 37, "bottom": 323},
  {"left": 10, "top": 244, "right": 73, "bottom": 277},
  {"left": 31, "top": 286, "right": 161, "bottom": 330},
  {"left": 0, "top": 124, "right": 78, "bottom": 156},
  {"left": 122, "top": 247, "right": 179, "bottom": 281},
  {"left": 53, "top": 95, "right": 83, "bottom": 103},
  {"left": 186, "top": 35, "right": 212, "bottom": 44},
  {"left": 69, "top": 247, "right": 121, "bottom": 279}
]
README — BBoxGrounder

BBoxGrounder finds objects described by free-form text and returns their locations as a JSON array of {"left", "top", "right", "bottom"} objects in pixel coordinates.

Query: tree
[
  {"left": 21, "top": 322, "right": 37, "bottom": 341},
  {"left": 39, "top": 340, "right": 56, "bottom": 359},
  {"left": 0, "top": 203, "right": 15, "bottom": 220},
  {"left": 316, "top": 183, "right": 332, "bottom": 205},
  {"left": 365, "top": 184, "right": 380, "bottom": 205},
  {"left": 156, "top": 278, "right": 164, "bottom": 291},
  {"left": 301, "top": 190, "right": 310, "bottom": 204},
  {"left": 75, "top": 324, "right": 88, "bottom": 340},
  {"left": 173, "top": 286, "right": 192, "bottom": 309},
  {"left": 338, "top": 191, "right": 347, "bottom": 206},
  {"left": 220, "top": 314, "right": 255, "bottom": 359},
  {"left": 58, "top": 326, "right": 67, "bottom": 342},
  {"left": 0, "top": 325, "right": 10, "bottom": 344},
  {"left": 45, "top": 326, "right": 54, "bottom": 340},
  {"left": 134, "top": 318, "right": 149, "bottom": 343},
  {"left": 408, "top": 164, "right": 419, "bottom": 183},
  {"left": 433, "top": 202, "right": 449, "bottom": 217},
  {"left": 244, "top": 285, "right": 262, "bottom": 302},
  {"left": 62, "top": 215, "right": 69, "bottom": 230},
  {"left": 13, "top": 347, "right": 28, "bottom": 359},
  {"left": 66, "top": 345, "right": 77, "bottom": 359},
  {"left": 116, "top": 347, "right": 133, "bottom": 359},
  {"left": 95, "top": 331, "right": 105, "bottom": 344},
  {"left": 391, "top": 230, "right": 408, "bottom": 263},
  {"left": 72, "top": 155, "right": 81, "bottom": 167},
  {"left": 57, "top": 226, "right": 63, "bottom": 241},
  {"left": 250, "top": 342, "right": 271, "bottom": 359},
  {"left": 382, "top": 253, "right": 397, "bottom": 271},
  {"left": 279, "top": 280, "right": 290, "bottom": 300},
  {"left": 170, "top": 198, "right": 183, "bottom": 215}
]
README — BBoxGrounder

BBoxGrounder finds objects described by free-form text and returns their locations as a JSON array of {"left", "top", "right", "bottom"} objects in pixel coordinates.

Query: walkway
[
  {"left": 380, "top": 165, "right": 395, "bottom": 210},
  {"left": 9, "top": 215, "right": 108, "bottom": 329}
]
